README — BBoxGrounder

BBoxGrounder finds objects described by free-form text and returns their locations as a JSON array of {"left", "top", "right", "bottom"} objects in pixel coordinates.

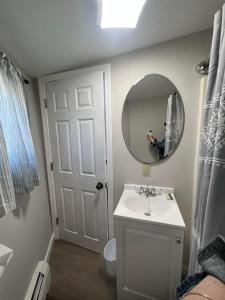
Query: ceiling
[
  {"left": 0, "top": 0, "right": 224, "bottom": 77},
  {"left": 127, "top": 75, "right": 176, "bottom": 101}
]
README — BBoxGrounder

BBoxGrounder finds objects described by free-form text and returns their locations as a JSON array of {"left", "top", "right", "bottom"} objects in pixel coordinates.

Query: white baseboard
[{"left": 44, "top": 232, "right": 55, "bottom": 262}]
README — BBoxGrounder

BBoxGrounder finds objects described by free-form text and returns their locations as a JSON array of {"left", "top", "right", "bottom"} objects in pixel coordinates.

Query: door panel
[
  {"left": 62, "top": 187, "right": 78, "bottom": 233},
  {"left": 53, "top": 90, "right": 69, "bottom": 111},
  {"left": 82, "top": 190, "right": 98, "bottom": 240},
  {"left": 75, "top": 86, "right": 93, "bottom": 109},
  {"left": 56, "top": 121, "right": 73, "bottom": 172},
  {"left": 46, "top": 71, "right": 108, "bottom": 253},
  {"left": 77, "top": 119, "right": 95, "bottom": 175}
]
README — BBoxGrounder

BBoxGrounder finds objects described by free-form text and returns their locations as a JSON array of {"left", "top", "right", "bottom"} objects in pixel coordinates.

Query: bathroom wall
[
  {"left": 125, "top": 95, "right": 168, "bottom": 162},
  {"left": 107, "top": 30, "right": 212, "bottom": 268},
  {"left": 0, "top": 50, "right": 52, "bottom": 300}
]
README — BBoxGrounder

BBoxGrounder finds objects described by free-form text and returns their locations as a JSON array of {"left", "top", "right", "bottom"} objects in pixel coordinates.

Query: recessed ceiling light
[{"left": 99, "top": 0, "right": 146, "bottom": 29}]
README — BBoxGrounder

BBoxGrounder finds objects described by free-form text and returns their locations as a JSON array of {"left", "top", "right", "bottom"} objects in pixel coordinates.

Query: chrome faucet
[
  {"left": 137, "top": 186, "right": 145, "bottom": 195},
  {"left": 150, "top": 187, "right": 156, "bottom": 197},
  {"left": 145, "top": 186, "right": 157, "bottom": 197},
  {"left": 145, "top": 185, "right": 151, "bottom": 198},
  {"left": 136, "top": 185, "right": 157, "bottom": 197}
]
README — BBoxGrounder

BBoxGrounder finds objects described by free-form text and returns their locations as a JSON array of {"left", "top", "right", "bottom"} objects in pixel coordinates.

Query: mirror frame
[{"left": 122, "top": 73, "right": 185, "bottom": 165}]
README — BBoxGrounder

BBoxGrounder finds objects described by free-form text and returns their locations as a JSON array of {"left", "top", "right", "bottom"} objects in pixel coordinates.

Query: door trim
[{"left": 38, "top": 64, "right": 114, "bottom": 239}]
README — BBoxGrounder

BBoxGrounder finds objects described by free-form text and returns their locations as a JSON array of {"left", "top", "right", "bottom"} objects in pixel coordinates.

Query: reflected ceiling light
[{"left": 99, "top": 0, "right": 146, "bottom": 29}]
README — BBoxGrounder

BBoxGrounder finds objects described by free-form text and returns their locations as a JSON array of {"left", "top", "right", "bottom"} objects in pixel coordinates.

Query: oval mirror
[{"left": 122, "top": 74, "right": 184, "bottom": 164}]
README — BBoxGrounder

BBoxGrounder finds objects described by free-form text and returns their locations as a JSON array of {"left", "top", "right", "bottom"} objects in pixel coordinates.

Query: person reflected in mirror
[{"left": 147, "top": 128, "right": 166, "bottom": 160}]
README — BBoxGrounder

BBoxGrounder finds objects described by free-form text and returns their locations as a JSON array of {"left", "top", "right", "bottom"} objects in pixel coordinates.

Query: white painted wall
[
  {"left": 124, "top": 95, "right": 168, "bottom": 162},
  {"left": 0, "top": 56, "right": 52, "bottom": 299},
  {"left": 106, "top": 30, "right": 212, "bottom": 268}
]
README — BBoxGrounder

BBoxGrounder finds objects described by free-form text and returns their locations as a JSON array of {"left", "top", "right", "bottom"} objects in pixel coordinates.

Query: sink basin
[
  {"left": 124, "top": 194, "right": 170, "bottom": 216},
  {"left": 114, "top": 184, "right": 185, "bottom": 229}
]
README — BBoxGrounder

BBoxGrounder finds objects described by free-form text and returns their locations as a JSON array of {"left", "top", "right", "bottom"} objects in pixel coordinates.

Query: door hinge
[
  {"left": 44, "top": 98, "right": 48, "bottom": 108},
  {"left": 50, "top": 162, "right": 54, "bottom": 171},
  {"left": 56, "top": 217, "right": 59, "bottom": 225}
]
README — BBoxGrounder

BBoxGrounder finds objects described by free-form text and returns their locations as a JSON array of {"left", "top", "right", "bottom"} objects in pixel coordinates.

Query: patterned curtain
[
  {"left": 164, "top": 93, "right": 183, "bottom": 157},
  {"left": 189, "top": 5, "right": 225, "bottom": 274},
  {"left": 0, "top": 52, "right": 39, "bottom": 202},
  {"left": 0, "top": 122, "right": 16, "bottom": 217}
]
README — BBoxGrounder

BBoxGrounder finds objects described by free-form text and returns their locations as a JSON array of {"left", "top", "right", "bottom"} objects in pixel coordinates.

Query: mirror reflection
[{"left": 122, "top": 74, "right": 184, "bottom": 164}]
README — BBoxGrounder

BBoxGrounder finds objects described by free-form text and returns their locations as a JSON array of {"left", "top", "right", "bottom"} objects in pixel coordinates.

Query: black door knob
[{"left": 96, "top": 182, "right": 104, "bottom": 190}]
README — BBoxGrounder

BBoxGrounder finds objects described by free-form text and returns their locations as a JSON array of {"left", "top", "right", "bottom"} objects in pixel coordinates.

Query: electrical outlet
[{"left": 142, "top": 164, "right": 150, "bottom": 176}]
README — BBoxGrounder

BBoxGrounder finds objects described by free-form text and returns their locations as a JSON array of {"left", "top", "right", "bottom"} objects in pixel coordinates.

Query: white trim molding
[
  {"left": 44, "top": 233, "right": 55, "bottom": 262},
  {"left": 38, "top": 79, "right": 59, "bottom": 237},
  {"left": 38, "top": 64, "right": 114, "bottom": 240}
]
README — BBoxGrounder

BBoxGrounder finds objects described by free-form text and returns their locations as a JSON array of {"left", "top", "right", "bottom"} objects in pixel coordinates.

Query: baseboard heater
[{"left": 25, "top": 261, "right": 51, "bottom": 300}]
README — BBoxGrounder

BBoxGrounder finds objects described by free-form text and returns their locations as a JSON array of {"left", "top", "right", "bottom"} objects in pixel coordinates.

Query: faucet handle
[
  {"left": 137, "top": 186, "right": 145, "bottom": 195},
  {"left": 151, "top": 187, "right": 157, "bottom": 197}
]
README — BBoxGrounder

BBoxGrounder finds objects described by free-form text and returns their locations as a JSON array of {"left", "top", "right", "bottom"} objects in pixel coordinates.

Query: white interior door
[{"left": 46, "top": 70, "right": 108, "bottom": 253}]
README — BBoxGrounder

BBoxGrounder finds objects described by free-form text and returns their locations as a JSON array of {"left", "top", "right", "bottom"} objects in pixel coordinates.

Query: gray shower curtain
[
  {"left": 189, "top": 5, "right": 225, "bottom": 274},
  {"left": 164, "top": 93, "right": 183, "bottom": 157}
]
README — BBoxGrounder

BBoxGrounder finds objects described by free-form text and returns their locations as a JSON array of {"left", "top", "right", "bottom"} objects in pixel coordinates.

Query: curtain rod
[
  {"left": 23, "top": 77, "right": 30, "bottom": 85},
  {"left": 195, "top": 59, "right": 209, "bottom": 75},
  {"left": 0, "top": 51, "right": 30, "bottom": 84}
]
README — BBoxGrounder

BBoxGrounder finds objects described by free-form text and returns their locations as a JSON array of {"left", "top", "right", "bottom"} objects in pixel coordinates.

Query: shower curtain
[
  {"left": 164, "top": 93, "right": 183, "bottom": 157},
  {"left": 189, "top": 5, "right": 225, "bottom": 274}
]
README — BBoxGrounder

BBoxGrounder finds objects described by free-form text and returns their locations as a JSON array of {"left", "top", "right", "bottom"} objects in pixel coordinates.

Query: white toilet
[{"left": 102, "top": 238, "right": 116, "bottom": 278}]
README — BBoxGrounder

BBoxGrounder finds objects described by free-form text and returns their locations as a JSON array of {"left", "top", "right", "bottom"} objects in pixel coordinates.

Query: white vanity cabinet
[
  {"left": 115, "top": 218, "right": 184, "bottom": 300},
  {"left": 114, "top": 185, "right": 185, "bottom": 300}
]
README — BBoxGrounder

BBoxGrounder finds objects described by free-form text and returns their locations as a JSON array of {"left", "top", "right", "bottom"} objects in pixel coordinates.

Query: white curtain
[
  {"left": 164, "top": 93, "right": 183, "bottom": 157},
  {"left": 0, "top": 52, "right": 39, "bottom": 205}
]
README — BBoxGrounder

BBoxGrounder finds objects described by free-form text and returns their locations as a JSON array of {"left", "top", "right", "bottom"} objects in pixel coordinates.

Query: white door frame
[{"left": 38, "top": 64, "right": 114, "bottom": 240}]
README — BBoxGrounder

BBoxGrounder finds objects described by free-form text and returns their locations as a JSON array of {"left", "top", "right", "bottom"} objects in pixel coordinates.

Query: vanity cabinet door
[{"left": 115, "top": 218, "right": 184, "bottom": 300}]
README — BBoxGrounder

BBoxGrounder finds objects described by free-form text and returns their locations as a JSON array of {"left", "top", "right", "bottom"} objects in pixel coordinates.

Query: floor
[{"left": 46, "top": 240, "right": 117, "bottom": 300}]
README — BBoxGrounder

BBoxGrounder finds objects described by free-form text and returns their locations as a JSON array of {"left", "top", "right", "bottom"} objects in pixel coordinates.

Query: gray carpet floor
[{"left": 46, "top": 240, "right": 117, "bottom": 300}]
